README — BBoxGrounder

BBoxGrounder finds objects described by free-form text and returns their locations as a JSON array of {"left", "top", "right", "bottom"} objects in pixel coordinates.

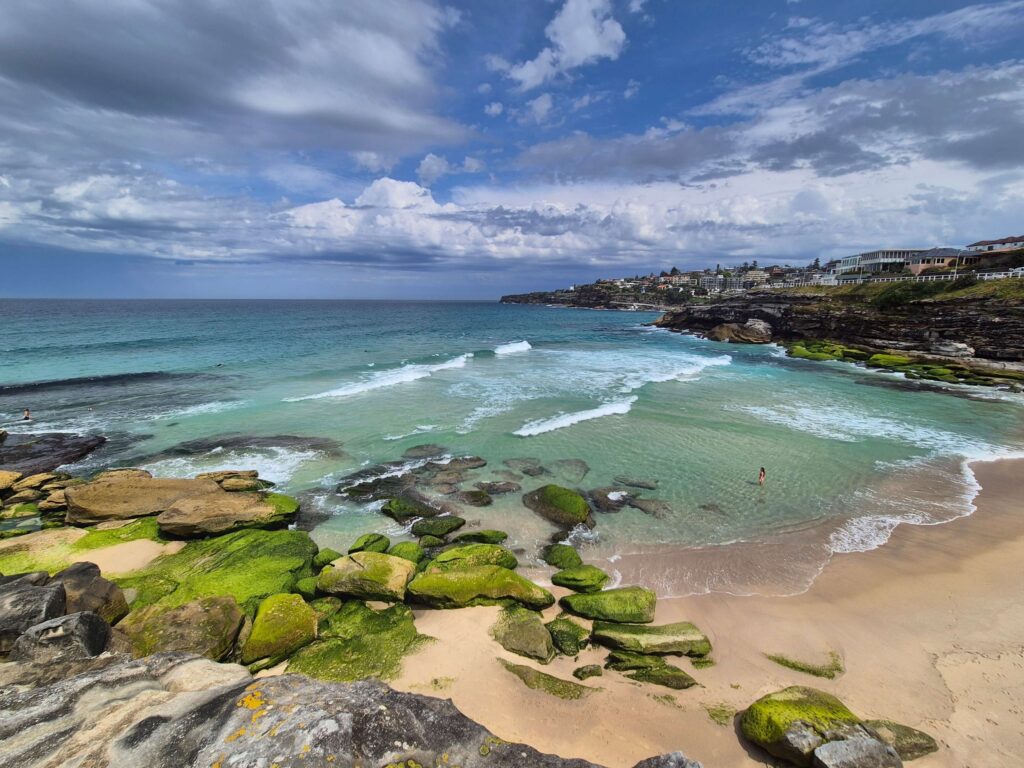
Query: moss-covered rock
[
  {"left": 293, "top": 576, "right": 318, "bottom": 600},
  {"left": 114, "top": 528, "right": 316, "bottom": 615},
  {"left": 452, "top": 529, "right": 509, "bottom": 545},
  {"left": 604, "top": 649, "right": 666, "bottom": 671},
  {"left": 867, "top": 353, "right": 913, "bottom": 368},
  {"left": 408, "top": 565, "right": 554, "bottom": 609},
  {"left": 541, "top": 543, "right": 583, "bottom": 569},
  {"left": 240, "top": 593, "right": 317, "bottom": 665},
  {"left": 592, "top": 620, "right": 711, "bottom": 656},
  {"left": 427, "top": 543, "right": 518, "bottom": 572},
  {"left": 573, "top": 664, "right": 602, "bottom": 680},
  {"left": 387, "top": 541, "right": 425, "bottom": 564},
  {"left": 491, "top": 606, "right": 555, "bottom": 663},
  {"left": 117, "top": 595, "right": 244, "bottom": 660},
  {"left": 286, "top": 601, "right": 429, "bottom": 682},
  {"left": 456, "top": 489, "right": 493, "bottom": 507},
  {"left": 604, "top": 649, "right": 697, "bottom": 689},
  {"left": 551, "top": 564, "right": 609, "bottom": 593},
  {"left": 381, "top": 495, "right": 438, "bottom": 523},
  {"left": 348, "top": 532, "right": 390, "bottom": 554},
  {"left": 765, "top": 650, "right": 843, "bottom": 679},
  {"left": 523, "top": 485, "right": 594, "bottom": 529},
  {"left": 559, "top": 586, "right": 656, "bottom": 623},
  {"left": 499, "top": 659, "right": 594, "bottom": 699},
  {"left": 308, "top": 596, "right": 342, "bottom": 627},
  {"left": 740, "top": 686, "right": 862, "bottom": 767},
  {"left": 864, "top": 720, "right": 938, "bottom": 761},
  {"left": 545, "top": 614, "right": 590, "bottom": 656},
  {"left": 312, "top": 547, "right": 343, "bottom": 570},
  {"left": 418, "top": 534, "right": 445, "bottom": 548},
  {"left": 316, "top": 551, "right": 416, "bottom": 602},
  {"left": 410, "top": 515, "right": 465, "bottom": 538}
]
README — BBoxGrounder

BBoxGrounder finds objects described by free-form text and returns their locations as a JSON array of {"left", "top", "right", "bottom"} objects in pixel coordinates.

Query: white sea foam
[
  {"left": 159, "top": 400, "right": 247, "bottom": 419},
  {"left": 494, "top": 340, "right": 532, "bottom": 355},
  {"left": 514, "top": 397, "right": 637, "bottom": 437},
  {"left": 284, "top": 354, "right": 472, "bottom": 401},
  {"left": 383, "top": 424, "right": 439, "bottom": 441},
  {"left": 619, "top": 354, "right": 731, "bottom": 392},
  {"left": 142, "top": 445, "right": 322, "bottom": 485}
]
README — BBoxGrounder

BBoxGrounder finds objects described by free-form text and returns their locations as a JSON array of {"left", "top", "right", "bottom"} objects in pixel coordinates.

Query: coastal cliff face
[{"left": 653, "top": 284, "right": 1024, "bottom": 365}]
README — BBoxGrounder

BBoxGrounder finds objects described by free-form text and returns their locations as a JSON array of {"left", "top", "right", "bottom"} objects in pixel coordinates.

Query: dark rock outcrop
[
  {"left": 10, "top": 611, "right": 110, "bottom": 664},
  {"left": 0, "top": 581, "right": 66, "bottom": 655},
  {"left": 0, "top": 432, "right": 106, "bottom": 475},
  {"left": 51, "top": 562, "right": 129, "bottom": 624}
]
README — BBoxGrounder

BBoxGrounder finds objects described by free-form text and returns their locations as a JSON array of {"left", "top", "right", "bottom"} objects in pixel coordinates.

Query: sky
[{"left": 1, "top": 0, "right": 1023, "bottom": 299}]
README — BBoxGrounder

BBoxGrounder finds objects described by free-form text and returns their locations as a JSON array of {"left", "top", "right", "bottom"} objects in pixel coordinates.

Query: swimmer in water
[{"left": 758, "top": 466, "right": 766, "bottom": 486}]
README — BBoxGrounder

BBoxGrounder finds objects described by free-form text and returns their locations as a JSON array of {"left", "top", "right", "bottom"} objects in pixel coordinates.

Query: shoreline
[{"left": 392, "top": 456, "right": 1024, "bottom": 767}]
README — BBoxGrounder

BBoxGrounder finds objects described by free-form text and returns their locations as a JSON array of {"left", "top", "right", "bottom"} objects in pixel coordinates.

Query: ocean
[{"left": 2, "top": 298, "right": 1022, "bottom": 596}]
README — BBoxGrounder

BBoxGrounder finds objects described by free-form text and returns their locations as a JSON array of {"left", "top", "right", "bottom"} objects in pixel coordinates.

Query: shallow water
[{"left": 2, "top": 298, "right": 1022, "bottom": 595}]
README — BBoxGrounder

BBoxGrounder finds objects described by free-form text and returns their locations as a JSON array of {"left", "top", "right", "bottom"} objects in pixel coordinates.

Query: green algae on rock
[
  {"left": 541, "top": 543, "right": 583, "bottom": 569},
  {"left": 559, "top": 586, "right": 656, "bottom": 623},
  {"left": 387, "top": 541, "right": 426, "bottom": 564},
  {"left": 499, "top": 659, "right": 594, "bottom": 700},
  {"left": 381, "top": 495, "right": 438, "bottom": 523},
  {"left": 427, "top": 543, "right": 518, "bottom": 572},
  {"left": 452, "top": 529, "right": 508, "bottom": 545},
  {"left": 550, "top": 564, "right": 609, "bottom": 593},
  {"left": 418, "top": 534, "right": 445, "bottom": 548},
  {"left": 293, "top": 575, "right": 318, "bottom": 600},
  {"left": 864, "top": 719, "right": 939, "bottom": 761},
  {"left": 604, "top": 649, "right": 698, "bottom": 690},
  {"left": 115, "top": 528, "right": 317, "bottom": 615},
  {"left": 491, "top": 605, "right": 555, "bottom": 663},
  {"left": 522, "top": 485, "right": 594, "bottom": 529},
  {"left": 410, "top": 515, "right": 466, "bottom": 538},
  {"left": 118, "top": 595, "right": 244, "bottom": 660},
  {"left": 545, "top": 614, "right": 590, "bottom": 656},
  {"left": 241, "top": 592, "right": 317, "bottom": 665},
  {"left": 592, "top": 620, "right": 711, "bottom": 656},
  {"left": 316, "top": 551, "right": 416, "bottom": 602},
  {"left": 407, "top": 565, "right": 554, "bottom": 609},
  {"left": 348, "top": 532, "right": 390, "bottom": 554},
  {"left": 312, "top": 547, "right": 343, "bottom": 570},
  {"left": 765, "top": 650, "right": 844, "bottom": 679},
  {"left": 286, "top": 601, "right": 429, "bottom": 682},
  {"left": 573, "top": 664, "right": 602, "bottom": 681}
]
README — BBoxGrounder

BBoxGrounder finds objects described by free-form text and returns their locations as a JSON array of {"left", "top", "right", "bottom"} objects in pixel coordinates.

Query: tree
[
  {"left": 811, "top": 257, "right": 821, "bottom": 269},
  {"left": 752, "top": 259, "right": 759, "bottom": 270},
  {"left": 670, "top": 266, "right": 680, "bottom": 275}
]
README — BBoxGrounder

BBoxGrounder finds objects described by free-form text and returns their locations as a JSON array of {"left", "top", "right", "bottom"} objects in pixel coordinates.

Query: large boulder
[
  {"left": 740, "top": 686, "right": 869, "bottom": 767},
  {"left": 708, "top": 318, "right": 772, "bottom": 344},
  {"left": 65, "top": 475, "right": 221, "bottom": 525},
  {"left": 560, "top": 586, "right": 657, "bottom": 623},
  {"left": 591, "top": 620, "right": 711, "bottom": 656},
  {"left": 118, "top": 596, "right": 244, "bottom": 660},
  {"left": 347, "top": 532, "right": 390, "bottom": 554},
  {"left": 10, "top": 611, "right": 110, "bottom": 664},
  {"left": 240, "top": 593, "right": 317, "bottom": 665},
  {"left": 491, "top": 606, "right": 555, "bottom": 663},
  {"left": 11, "top": 472, "right": 60, "bottom": 492},
  {"left": 542, "top": 543, "right": 583, "bottom": 569},
  {"left": 408, "top": 565, "right": 555, "bottom": 609},
  {"left": 156, "top": 491, "right": 298, "bottom": 537},
  {"left": 811, "top": 738, "right": 902, "bottom": 768},
  {"left": 316, "top": 551, "right": 416, "bottom": 602},
  {"left": 410, "top": 515, "right": 466, "bottom": 537},
  {"left": 427, "top": 543, "right": 518, "bottom": 572},
  {"left": 523, "top": 485, "right": 594, "bottom": 529},
  {"left": 0, "top": 581, "right": 65, "bottom": 654},
  {"left": 51, "top": 561, "right": 129, "bottom": 624},
  {"left": 551, "top": 565, "right": 610, "bottom": 593}
]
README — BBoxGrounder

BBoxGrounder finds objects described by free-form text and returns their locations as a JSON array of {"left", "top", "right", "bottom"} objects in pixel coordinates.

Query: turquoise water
[{"left": 3, "top": 299, "right": 1022, "bottom": 595}]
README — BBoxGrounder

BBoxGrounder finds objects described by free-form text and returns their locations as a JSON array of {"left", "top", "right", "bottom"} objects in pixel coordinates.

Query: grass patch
[
  {"left": 649, "top": 693, "right": 682, "bottom": 709},
  {"left": 765, "top": 650, "right": 844, "bottom": 679}
]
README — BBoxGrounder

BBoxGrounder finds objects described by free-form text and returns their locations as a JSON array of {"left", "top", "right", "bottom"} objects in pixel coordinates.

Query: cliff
[
  {"left": 502, "top": 283, "right": 688, "bottom": 310},
  {"left": 652, "top": 279, "right": 1024, "bottom": 381}
]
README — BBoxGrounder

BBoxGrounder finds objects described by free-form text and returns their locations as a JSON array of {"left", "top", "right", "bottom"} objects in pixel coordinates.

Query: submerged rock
[
  {"left": 560, "top": 586, "right": 657, "bottom": 623},
  {"left": 317, "top": 551, "right": 416, "bottom": 602},
  {"left": 474, "top": 481, "right": 521, "bottom": 495},
  {"left": 613, "top": 475, "right": 658, "bottom": 490},
  {"left": 491, "top": 605, "right": 555, "bottom": 663},
  {"left": 549, "top": 459, "right": 590, "bottom": 483},
  {"left": 408, "top": 565, "right": 554, "bottom": 609},
  {"left": 504, "top": 457, "right": 548, "bottom": 476},
  {"left": 588, "top": 487, "right": 631, "bottom": 512},
  {"left": 591, "top": 620, "right": 711, "bottom": 656},
  {"left": 403, "top": 443, "right": 449, "bottom": 459},
  {"left": 627, "top": 498, "right": 673, "bottom": 518},
  {"left": 523, "top": 484, "right": 595, "bottom": 529}
]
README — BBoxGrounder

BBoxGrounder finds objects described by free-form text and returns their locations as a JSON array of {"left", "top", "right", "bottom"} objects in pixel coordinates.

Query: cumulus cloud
[
  {"left": 484, "top": 101, "right": 504, "bottom": 116},
  {"left": 502, "top": 0, "right": 626, "bottom": 90},
  {"left": 416, "top": 154, "right": 486, "bottom": 185},
  {"left": 623, "top": 79, "right": 640, "bottom": 99},
  {"left": 523, "top": 93, "right": 555, "bottom": 124}
]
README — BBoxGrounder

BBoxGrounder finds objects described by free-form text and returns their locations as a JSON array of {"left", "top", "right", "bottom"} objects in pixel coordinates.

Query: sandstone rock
[
  {"left": 65, "top": 475, "right": 222, "bottom": 525},
  {"left": 0, "top": 581, "right": 65, "bottom": 654},
  {"left": 523, "top": 484, "right": 595, "bottom": 529},
  {"left": 52, "top": 561, "right": 129, "bottom": 624},
  {"left": 491, "top": 605, "right": 556, "bottom": 663},
  {"left": 11, "top": 472, "right": 60, "bottom": 492},
  {"left": 195, "top": 469, "right": 259, "bottom": 483},
  {"left": 403, "top": 443, "right": 449, "bottom": 459},
  {"left": 812, "top": 737, "right": 902, "bottom": 768},
  {"left": 118, "top": 596, "right": 244, "bottom": 660},
  {"left": 708, "top": 318, "right": 773, "bottom": 344},
  {"left": 0, "top": 470, "right": 23, "bottom": 491},
  {"left": 10, "top": 611, "right": 110, "bottom": 664},
  {"left": 155, "top": 490, "right": 298, "bottom": 537},
  {"left": 93, "top": 467, "right": 153, "bottom": 481},
  {"left": 4, "top": 488, "right": 43, "bottom": 504},
  {"left": 219, "top": 476, "right": 274, "bottom": 492},
  {"left": 37, "top": 489, "right": 68, "bottom": 511},
  {"left": 317, "top": 551, "right": 416, "bottom": 602}
]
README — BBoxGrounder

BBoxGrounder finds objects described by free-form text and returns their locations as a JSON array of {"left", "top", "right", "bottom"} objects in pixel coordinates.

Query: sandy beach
[{"left": 393, "top": 457, "right": 1024, "bottom": 767}]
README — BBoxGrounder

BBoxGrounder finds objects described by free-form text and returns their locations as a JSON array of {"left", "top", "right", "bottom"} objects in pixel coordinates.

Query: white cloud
[
  {"left": 484, "top": 101, "right": 504, "bottom": 116},
  {"left": 628, "top": 0, "right": 648, "bottom": 12},
  {"left": 524, "top": 93, "right": 554, "bottom": 124},
  {"left": 416, "top": 154, "right": 486, "bottom": 185},
  {"left": 624, "top": 79, "right": 640, "bottom": 99},
  {"left": 503, "top": 0, "right": 626, "bottom": 90},
  {"left": 477, "top": 83, "right": 492, "bottom": 94},
  {"left": 352, "top": 151, "right": 398, "bottom": 172}
]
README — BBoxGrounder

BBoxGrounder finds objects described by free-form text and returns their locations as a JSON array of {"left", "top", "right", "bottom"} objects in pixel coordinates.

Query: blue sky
[{"left": 1, "top": 0, "right": 1023, "bottom": 298}]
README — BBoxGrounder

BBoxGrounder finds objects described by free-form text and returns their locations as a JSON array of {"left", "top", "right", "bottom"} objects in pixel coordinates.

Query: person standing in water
[
  {"left": 22, "top": 408, "right": 31, "bottom": 421},
  {"left": 758, "top": 466, "right": 766, "bottom": 486}
]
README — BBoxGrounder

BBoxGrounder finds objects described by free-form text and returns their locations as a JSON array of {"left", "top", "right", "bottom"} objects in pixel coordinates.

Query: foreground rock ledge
[{"left": 0, "top": 652, "right": 701, "bottom": 768}]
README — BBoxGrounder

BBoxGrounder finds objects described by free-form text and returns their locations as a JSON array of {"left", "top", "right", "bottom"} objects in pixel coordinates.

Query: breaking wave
[
  {"left": 285, "top": 354, "right": 472, "bottom": 401},
  {"left": 494, "top": 340, "right": 532, "bottom": 355},
  {"left": 514, "top": 397, "right": 637, "bottom": 437}
]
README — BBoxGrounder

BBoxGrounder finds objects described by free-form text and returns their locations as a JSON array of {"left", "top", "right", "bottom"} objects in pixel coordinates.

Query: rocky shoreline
[
  {"left": 1, "top": 438, "right": 937, "bottom": 767},
  {"left": 651, "top": 282, "right": 1024, "bottom": 389}
]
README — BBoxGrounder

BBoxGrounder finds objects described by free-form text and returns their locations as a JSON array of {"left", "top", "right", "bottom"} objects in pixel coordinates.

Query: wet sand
[{"left": 393, "top": 457, "right": 1024, "bottom": 767}]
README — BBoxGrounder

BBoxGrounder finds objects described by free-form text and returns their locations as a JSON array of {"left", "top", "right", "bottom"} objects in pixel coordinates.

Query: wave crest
[
  {"left": 514, "top": 397, "right": 637, "bottom": 437},
  {"left": 494, "top": 340, "right": 532, "bottom": 355},
  {"left": 285, "top": 354, "right": 472, "bottom": 401}
]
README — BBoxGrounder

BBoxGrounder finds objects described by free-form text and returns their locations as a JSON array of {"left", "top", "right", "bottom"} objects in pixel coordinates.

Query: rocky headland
[
  {"left": 651, "top": 280, "right": 1024, "bottom": 388},
  {"left": 0, "top": 436, "right": 939, "bottom": 767}
]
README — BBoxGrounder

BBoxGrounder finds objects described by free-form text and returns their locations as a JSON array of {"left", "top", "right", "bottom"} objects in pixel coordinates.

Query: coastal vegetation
[{"left": 765, "top": 650, "right": 845, "bottom": 679}]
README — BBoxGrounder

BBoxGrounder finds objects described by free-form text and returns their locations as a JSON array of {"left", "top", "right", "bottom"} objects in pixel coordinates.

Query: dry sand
[
  {"left": 73, "top": 539, "right": 184, "bottom": 575},
  {"left": 393, "top": 457, "right": 1024, "bottom": 767}
]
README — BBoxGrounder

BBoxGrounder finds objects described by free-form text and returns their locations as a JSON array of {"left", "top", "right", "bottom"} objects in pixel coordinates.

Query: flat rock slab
[
  {"left": 592, "top": 620, "right": 711, "bottom": 656},
  {"left": 156, "top": 491, "right": 292, "bottom": 537},
  {"left": 65, "top": 476, "right": 221, "bottom": 525},
  {"left": 0, "top": 433, "right": 106, "bottom": 475}
]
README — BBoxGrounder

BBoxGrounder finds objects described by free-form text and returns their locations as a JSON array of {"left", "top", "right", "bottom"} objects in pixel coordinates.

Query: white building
[{"left": 966, "top": 236, "right": 1024, "bottom": 253}]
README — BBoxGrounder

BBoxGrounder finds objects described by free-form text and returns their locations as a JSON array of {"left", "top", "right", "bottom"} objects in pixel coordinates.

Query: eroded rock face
[
  {"left": 65, "top": 475, "right": 221, "bottom": 525},
  {"left": 0, "top": 581, "right": 66, "bottom": 655},
  {"left": 155, "top": 490, "right": 295, "bottom": 537},
  {"left": 0, "top": 653, "right": 701, "bottom": 768},
  {"left": 10, "top": 611, "right": 110, "bottom": 664},
  {"left": 117, "top": 596, "right": 244, "bottom": 661},
  {"left": 708, "top": 318, "right": 773, "bottom": 344},
  {"left": 51, "top": 562, "right": 129, "bottom": 624}
]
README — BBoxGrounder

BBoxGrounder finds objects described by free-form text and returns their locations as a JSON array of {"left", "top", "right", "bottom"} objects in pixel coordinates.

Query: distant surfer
[
  {"left": 758, "top": 466, "right": 766, "bottom": 486},
  {"left": 22, "top": 408, "right": 31, "bottom": 421}
]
